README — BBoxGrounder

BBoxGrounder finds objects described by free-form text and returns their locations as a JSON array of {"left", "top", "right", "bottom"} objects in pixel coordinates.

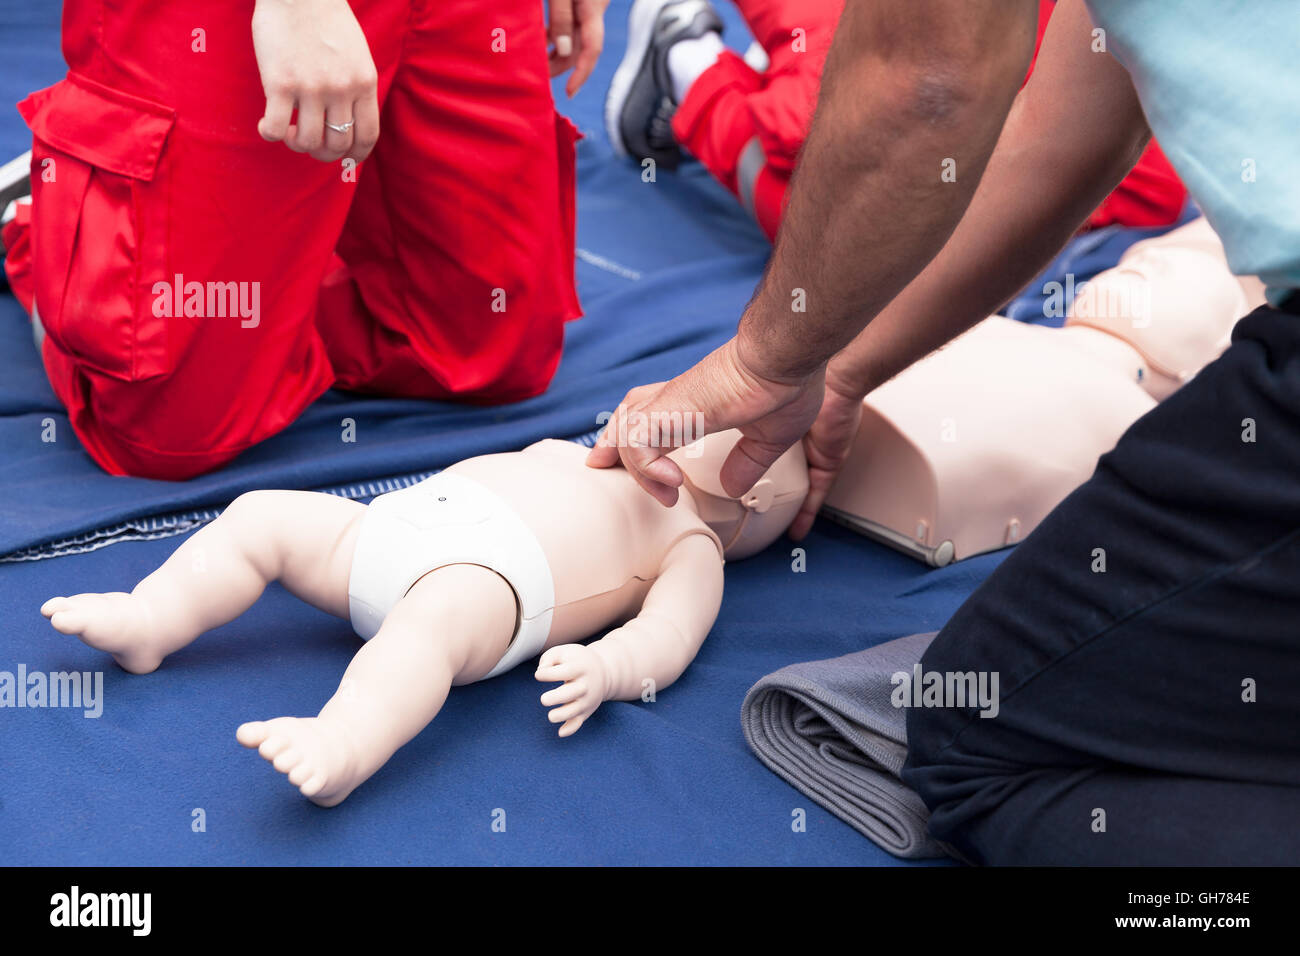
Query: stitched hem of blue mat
[{"left": 1, "top": 428, "right": 603, "bottom": 564}]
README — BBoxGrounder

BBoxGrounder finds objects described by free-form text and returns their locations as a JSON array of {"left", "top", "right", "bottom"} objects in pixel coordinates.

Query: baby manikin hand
[{"left": 535, "top": 644, "right": 609, "bottom": 737}]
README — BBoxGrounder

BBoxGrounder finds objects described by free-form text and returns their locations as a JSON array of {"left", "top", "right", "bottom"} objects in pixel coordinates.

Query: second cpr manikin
[{"left": 823, "top": 218, "right": 1264, "bottom": 566}]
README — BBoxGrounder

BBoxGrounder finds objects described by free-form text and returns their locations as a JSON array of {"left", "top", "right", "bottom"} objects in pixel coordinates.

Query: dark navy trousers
[{"left": 903, "top": 304, "right": 1300, "bottom": 865}]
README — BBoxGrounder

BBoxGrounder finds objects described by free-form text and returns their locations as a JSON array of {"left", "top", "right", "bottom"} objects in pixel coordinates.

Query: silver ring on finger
[{"left": 325, "top": 119, "right": 355, "bottom": 133}]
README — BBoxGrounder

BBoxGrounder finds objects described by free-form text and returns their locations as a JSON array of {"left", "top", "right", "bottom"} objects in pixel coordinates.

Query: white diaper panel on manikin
[{"left": 347, "top": 471, "right": 555, "bottom": 680}]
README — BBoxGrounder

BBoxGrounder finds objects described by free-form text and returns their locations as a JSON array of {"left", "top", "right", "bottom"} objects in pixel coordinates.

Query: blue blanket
[{"left": 0, "top": 1, "right": 1174, "bottom": 865}]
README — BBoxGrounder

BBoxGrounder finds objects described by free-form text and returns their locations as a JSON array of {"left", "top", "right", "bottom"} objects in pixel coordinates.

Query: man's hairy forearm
[
  {"left": 736, "top": 0, "right": 1038, "bottom": 383},
  {"left": 830, "top": 102, "right": 1149, "bottom": 397},
  {"left": 827, "top": 0, "right": 1153, "bottom": 396}
]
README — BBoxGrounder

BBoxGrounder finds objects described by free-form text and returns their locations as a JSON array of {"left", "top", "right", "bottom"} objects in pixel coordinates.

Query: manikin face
[{"left": 669, "top": 430, "right": 809, "bottom": 560}]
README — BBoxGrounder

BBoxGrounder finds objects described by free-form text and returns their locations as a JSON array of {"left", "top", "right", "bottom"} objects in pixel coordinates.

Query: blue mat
[{"left": 0, "top": 1, "right": 1172, "bottom": 865}]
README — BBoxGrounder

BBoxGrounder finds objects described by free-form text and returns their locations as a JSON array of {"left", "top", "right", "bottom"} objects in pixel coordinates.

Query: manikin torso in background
[
  {"left": 447, "top": 438, "right": 722, "bottom": 646},
  {"left": 823, "top": 217, "right": 1266, "bottom": 566}
]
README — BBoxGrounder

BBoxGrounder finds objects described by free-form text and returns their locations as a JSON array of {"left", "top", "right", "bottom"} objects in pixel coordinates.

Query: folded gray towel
[{"left": 741, "top": 631, "right": 948, "bottom": 859}]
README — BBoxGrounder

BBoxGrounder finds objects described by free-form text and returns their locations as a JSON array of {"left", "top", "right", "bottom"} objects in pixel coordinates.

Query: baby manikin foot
[
  {"left": 237, "top": 717, "right": 367, "bottom": 808},
  {"left": 41, "top": 592, "right": 176, "bottom": 674}
]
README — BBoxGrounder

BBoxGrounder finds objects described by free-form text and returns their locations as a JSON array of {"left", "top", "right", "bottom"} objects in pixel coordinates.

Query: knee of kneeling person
[
  {"left": 60, "top": 411, "right": 244, "bottom": 480},
  {"left": 901, "top": 626, "right": 996, "bottom": 765},
  {"left": 469, "top": 339, "right": 564, "bottom": 404},
  {"left": 902, "top": 707, "right": 1007, "bottom": 867},
  {"left": 73, "top": 420, "right": 266, "bottom": 481},
  {"left": 901, "top": 698, "right": 971, "bottom": 812},
  {"left": 900, "top": 630, "right": 1009, "bottom": 864},
  {"left": 63, "top": 367, "right": 329, "bottom": 479}
]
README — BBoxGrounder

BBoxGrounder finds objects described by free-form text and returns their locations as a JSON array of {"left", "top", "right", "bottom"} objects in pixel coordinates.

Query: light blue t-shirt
[{"left": 1085, "top": 0, "right": 1300, "bottom": 305}]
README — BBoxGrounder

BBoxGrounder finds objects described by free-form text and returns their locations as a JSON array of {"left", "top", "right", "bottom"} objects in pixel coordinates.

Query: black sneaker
[
  {"left": 0, "top": 150, "right": 31, "bottom": 259},
  {"left": 604, "top": 0, "right": 724, "bottom": 171},
  {"left": 0, "top": 150, "right": 31, "bottom": 217}
]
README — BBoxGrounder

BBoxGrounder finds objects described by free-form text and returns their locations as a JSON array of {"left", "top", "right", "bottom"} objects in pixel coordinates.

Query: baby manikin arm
[
  {"left": 536, "top": 533, "right": 724, "bottom": 735},
  {"left": 590, "top": 533, "right": 725, "bottom": 700}
]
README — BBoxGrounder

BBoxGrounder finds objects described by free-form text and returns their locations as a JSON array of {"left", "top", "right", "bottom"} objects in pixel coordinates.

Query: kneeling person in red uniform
[
  {"left": 606, "top": 0, "right": 1185, "bottom": 240},
  {"left": 2, "top": 0, "right": 604, "bottom": 479}
]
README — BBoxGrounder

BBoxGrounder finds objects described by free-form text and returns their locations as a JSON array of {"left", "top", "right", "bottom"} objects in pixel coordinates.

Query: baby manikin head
[{"left": 670, "top": 429, "right": 809, "bottom": 560}]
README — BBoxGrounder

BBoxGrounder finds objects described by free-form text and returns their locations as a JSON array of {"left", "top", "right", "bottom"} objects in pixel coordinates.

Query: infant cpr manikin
[
  {"left": 823, "top": 218, "right": 1265, "bottom": 565},
  {"left": 41, "top": 432, "right": 807, "bottom": 806}
]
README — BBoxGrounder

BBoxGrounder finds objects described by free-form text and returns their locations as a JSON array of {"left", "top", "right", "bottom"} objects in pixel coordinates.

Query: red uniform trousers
[{"left": 4, "top": 0, "right": 581, "bottom": 479}]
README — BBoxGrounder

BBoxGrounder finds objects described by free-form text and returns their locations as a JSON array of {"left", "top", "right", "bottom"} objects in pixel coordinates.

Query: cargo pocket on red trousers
[
  {"left": 554, "top": 111, "right": 583, "bottom": 322},
  {"left": 18, "top": 72, "right": 176, "bottom": 382}
]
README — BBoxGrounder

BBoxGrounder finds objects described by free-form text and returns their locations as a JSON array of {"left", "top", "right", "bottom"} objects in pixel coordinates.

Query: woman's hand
[
  {"left": 548, "top": 0, "right": 611, "bottom": 97},
  {"left": 252, "top": 0, "right": 381, "bottom": 162}
]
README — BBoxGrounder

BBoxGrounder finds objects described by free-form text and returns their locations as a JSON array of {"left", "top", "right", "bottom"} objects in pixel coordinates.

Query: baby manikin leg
[
  {"left": 41, "top": 490, "right": 362, "bottom": 674},
  {"left": 238, "top": 564, "right": 517, "bottom": 807}
]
